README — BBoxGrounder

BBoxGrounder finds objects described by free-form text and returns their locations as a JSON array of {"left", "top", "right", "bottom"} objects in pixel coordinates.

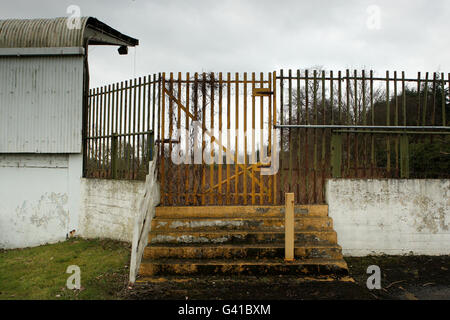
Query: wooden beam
[{"left": 285, "top": 193, "right": 295, "bottom": 261}]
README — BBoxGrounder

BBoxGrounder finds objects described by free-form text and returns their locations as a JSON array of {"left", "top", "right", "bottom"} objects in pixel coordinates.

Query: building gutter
[{"left": 0, "top": 47, "right": 85, "bottom": 56}]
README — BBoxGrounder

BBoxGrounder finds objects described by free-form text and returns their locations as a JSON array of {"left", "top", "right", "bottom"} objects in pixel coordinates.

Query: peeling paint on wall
[
  {"left": 0, "top": 153, "right": 80, "bottom": 249},
  {"left": 412, "top": 195, "right": 448, "bottom": 233},
  {"left": 15, "top": 192, "right": 69, "bottom": 229},
  {"left": 326, "top": 179, "right": 450, "bottom": 256}
]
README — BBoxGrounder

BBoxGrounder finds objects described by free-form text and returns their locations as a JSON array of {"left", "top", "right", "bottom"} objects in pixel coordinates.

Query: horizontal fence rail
[
  {"left": 84, "top": 69, "right": 450, "bottom": 205},
  {"left": 276, "top": 125, "right": 450, "bottom": 130}
]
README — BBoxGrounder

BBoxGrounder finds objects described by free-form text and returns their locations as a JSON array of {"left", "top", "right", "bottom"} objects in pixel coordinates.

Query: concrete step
[
  {"left": 138, "top": 205, "right": 349, "bottom": 278},
  {"left": 149, "top": 230, "right": 337, "bottom": 245},
  {"left": 144, "top": 243, "right": 343, "bottom": 260},
  {"left": 155, "top": 205, "right": 329, "bottom": 218},
  {"left": 139, "top": 258, "right": 349, "bottom": 276},
  {"left": 151, "top": 216, "right": 333, "bottom": 232}
]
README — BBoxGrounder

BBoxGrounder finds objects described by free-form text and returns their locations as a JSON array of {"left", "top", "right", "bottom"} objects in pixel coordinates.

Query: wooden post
[
  {"left": 111, "top": 133, "right": 118, "bottom": 179},
  {"left": 285, "top": 193, "right": 295, "bottom": 261},
  {"left": 272, "top": 71, "right": 277, "bottom": 205}
]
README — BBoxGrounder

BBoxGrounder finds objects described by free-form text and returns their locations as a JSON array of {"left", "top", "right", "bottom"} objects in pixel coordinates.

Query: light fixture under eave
[{"left": 118, "top": 45, "right": 128, "bottom": 55}]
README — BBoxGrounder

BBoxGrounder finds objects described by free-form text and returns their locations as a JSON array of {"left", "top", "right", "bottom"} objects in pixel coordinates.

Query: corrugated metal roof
[{"left": 0, "top": 17, "right": 138, "bottom": 48}]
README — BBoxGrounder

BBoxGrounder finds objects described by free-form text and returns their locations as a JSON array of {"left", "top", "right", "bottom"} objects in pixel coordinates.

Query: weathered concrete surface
[
  {"left": 155, "top": 205, "right": 327, "bottom": 217},
  {"left": 326, "top": 179, "right": 450, "bottom": 256},
  {"left": 139, "top": 258, "right": 349, "bottom": 277},
  {"left": 144, "top": 244, "right": 343, "bottom": 260},
  {"left": 152, "top": 216, "right": 333, "bottom": 232},
  {"left": 0, "top": 154, "right": 82, "bottom": 249},
  {"left": 79, "top": 178, "right": 145, "bottom": 243},
  {"left": 129, "top": 156, "right": 160, "bottom": 283},
  {"left": 149, "top": 230, "right": 337, "bottom": 244},
  {"left": 140, "top": 205, "right": 348, "bottom": 278}
]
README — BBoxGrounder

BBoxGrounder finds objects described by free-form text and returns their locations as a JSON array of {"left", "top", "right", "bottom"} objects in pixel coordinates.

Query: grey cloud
[{"left": 1, "top": 0, "right": 449, "bottom": 87}]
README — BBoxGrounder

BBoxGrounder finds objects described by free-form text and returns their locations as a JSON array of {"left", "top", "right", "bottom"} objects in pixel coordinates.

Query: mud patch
[
  {"left": 124, "top": 275, "right": 373, "bottom": 300},
  {"left": 123, "top": 255, "right": 450, "bottom": 300},
  {"left": 346, "top": 255, "right": 450, "bottom": 300}
]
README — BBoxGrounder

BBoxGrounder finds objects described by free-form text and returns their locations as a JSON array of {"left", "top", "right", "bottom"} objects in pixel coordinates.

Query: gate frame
[{"left": 158, "top": 72, "right": 279, "bottom": 206}]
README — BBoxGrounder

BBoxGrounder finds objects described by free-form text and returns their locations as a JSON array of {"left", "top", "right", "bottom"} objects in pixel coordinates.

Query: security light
[{"left": 118, "top": 45, "right": 128, "bottom": 55}]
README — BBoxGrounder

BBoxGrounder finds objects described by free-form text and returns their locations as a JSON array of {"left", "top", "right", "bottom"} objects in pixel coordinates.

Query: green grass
[{"left": 0, "top": 238, "right": 130, "bottom": 300}]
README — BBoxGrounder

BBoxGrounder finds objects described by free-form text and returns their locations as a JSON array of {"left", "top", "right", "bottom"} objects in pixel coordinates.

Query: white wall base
[
  {"left": 0, "top": 154, "right": 82, "bottom": 249},
  {"left": 326, "top": 179, "right": 450, "bottom": 256}
]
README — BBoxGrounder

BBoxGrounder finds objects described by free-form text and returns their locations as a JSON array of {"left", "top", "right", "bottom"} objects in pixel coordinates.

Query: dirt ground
[{"left": 122, "top": 255, "right": 450, "bottom": 300}]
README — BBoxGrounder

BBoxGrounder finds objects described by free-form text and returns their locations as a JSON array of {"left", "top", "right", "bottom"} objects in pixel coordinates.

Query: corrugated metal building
[
  {"left": 0, "top": 55, "right": 84, "bottom": 152},
  {"left": 0, "top": 17, "right": 138, "bottom": 153},
  {"left": 0, "top": 17, "right": 138, "bottom": 249}
]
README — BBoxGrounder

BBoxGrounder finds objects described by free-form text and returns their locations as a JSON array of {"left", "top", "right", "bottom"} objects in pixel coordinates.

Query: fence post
[
  {"left": 148, "top": 130, "right": 154, "bottom": 161},
  {"left": 331, "top": 134, "right": 342, "bottom": 178},
  {"left": 112, "top": 133, "right": 118, "bottom": 179},
  {"left": 400, "top": 135, "right": 409, "bottom": 178},
  {"left": 285, "top": 193, "right": 295, "bottom": 261}
]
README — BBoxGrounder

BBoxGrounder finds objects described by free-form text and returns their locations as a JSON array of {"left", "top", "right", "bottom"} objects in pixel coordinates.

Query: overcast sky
[{"left": 2, "top": 0, "right": 450, "bottom": 88}]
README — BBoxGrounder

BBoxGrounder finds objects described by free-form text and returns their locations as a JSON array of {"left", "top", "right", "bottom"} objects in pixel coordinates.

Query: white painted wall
[
  {"left": 78, "top": 178, "right": 145, "bottom": 243},
  {"left": 0, "top": 153, "right": 82, "bottom": 249},
  {"left": 68, "top": 154, "right": 83, "bottom": 232},
  {"left": 0, "top": 152, "right": 154, "bottom": 248},
  {"left": 326, "top": 179, "right": 450, "bottom": 256}
]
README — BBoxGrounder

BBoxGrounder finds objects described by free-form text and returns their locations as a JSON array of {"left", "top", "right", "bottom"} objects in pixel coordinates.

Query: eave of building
[{"left": 0, "top": 17, "right": 138, "bottom": 56}]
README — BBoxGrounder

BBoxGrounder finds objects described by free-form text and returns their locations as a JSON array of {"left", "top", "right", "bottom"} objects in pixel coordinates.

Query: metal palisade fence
[
  {"left": 277, "top": 69, "right": 449, "bottom": 203},
  {"left": 85, "top": 74, "right": 159, "bottom": 180},
  {"left": 85, "top": 69, "right": 450, "bottom": 205}
]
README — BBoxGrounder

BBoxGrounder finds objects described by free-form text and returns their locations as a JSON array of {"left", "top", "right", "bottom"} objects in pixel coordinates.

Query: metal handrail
[
  {"left": 274, "top": 125, "right": 450, "bottom": 130},
  {"left": 86, "top": 130, "right": 153, "bottom": 139}
]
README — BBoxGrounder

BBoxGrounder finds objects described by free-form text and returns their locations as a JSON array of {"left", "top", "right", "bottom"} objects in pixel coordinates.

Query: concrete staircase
[{"left": 138, "top": 205, "right": 348, "bottom": 277}]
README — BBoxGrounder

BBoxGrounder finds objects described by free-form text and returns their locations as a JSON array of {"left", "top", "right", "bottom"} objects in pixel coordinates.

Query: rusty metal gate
[{"left": 158, "top": 72, "right": 278, "bottom": 206}]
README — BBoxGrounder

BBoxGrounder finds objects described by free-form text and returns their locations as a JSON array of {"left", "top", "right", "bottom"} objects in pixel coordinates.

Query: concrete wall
[
  {"left": 79, "top": 178, "right": 145, "bottom": 243},
  {"left": 326, "top": 179, "right": 450, "bottom": 256},
  {"left": 0, "top": 153, "right": 153, "bottom": 248},
  {"left": 0, "top": 153, "right": 82, "bottom": 249}
]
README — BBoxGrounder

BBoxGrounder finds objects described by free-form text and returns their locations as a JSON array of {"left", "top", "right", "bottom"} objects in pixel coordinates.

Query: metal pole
[
  {"left": 274, "top": 124, "right": 450, "bottom": 130},
  {"left": 111, "top": 133, "right": 118, "bottom": 179}
]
